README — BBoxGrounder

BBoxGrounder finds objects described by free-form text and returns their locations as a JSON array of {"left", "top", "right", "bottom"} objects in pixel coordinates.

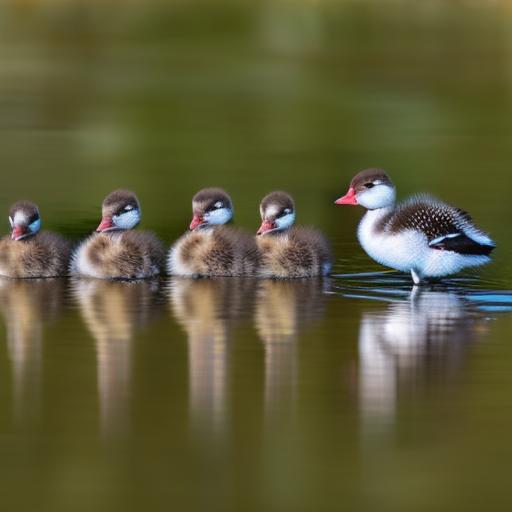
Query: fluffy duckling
[
  {"left": 256, "top": 192, "right": 332, "bottom": 278},
  {"left": 335, "top": 168, "right": 495, "bottom": 284},
  {"left": 168, "top": 188, "right": 260, "bottom": 277},
  {"left": 0, "top": 201, "right": 71, "bottom": 278},
  {"left": 70, "top": 189, "right": 165, "bottom": 279}
]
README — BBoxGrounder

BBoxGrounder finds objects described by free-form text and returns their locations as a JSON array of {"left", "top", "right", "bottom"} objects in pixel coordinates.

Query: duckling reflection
[
  {"left": 169, "top": 278, "right": 255, "bottom": 436},
  {"left": 72, "top": 279, "right": 161, "bottom": 438},
  {"left": 255, "top": 279, "right": 326, "bottom": 419},
  {"left": 358, "top": 287, "right": 485, "bottom": 428},
  {"left": 0, "top": 279, "right": 64, "bottom": 425}
]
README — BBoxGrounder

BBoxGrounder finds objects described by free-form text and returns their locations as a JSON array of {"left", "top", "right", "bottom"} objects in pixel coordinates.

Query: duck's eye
[
  {"left": 364, "top": 182, "right": 375, "bottom": 189},
  {"left": 124, "top": 204, "right": 134, "bottom": 211},
  {"left": 214, "top": 201, "right": 223, "bottom": 209}
]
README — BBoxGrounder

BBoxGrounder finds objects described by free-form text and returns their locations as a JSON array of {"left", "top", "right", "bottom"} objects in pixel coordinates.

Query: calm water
[{"left": 1, "top": 1, "right": 512, "bottom": 511}]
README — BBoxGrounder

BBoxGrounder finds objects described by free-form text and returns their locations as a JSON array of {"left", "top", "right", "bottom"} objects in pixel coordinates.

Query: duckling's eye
[
  {"left": 364, "top": 182, "right": 375, "bottom": 189},
  {"left": 277, "top": 208, "right": 292, "bottom": 218},
  {"left": 214, "top": 201, "right": 223, "bottom": 209},
  {"left": 124, "top": 204, "right": 134, "bottom": 211}
]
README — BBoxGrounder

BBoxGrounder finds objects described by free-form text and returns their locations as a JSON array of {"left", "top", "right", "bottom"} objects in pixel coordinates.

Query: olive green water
[{"left": 1, "top": 1, "right": 512, "bottom": 511}]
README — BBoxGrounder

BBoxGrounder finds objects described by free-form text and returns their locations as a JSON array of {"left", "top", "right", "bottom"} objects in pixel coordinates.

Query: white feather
[
  {"left": 70, "top": 236, "right": 104, "bottom": 278},
  {"left": 357, "top": 185, "right": 396, "bottom": 210},
  {"left": 429, "top": 233, "right": 461, "bottom": 246},
  {"left": 275, "top": 212, "right": 295, "bottom": 231},
  {"left": 113, "top": 209, "right": 140, "bottom": 230},
  {"left": 204, "top": 207, "right": 232, "bottom": 226},
  {"left": 13, "top": 211, "right": 28, "bottom": 225}
]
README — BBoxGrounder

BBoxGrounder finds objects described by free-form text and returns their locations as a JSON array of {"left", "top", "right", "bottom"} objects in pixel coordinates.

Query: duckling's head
[
  {"left": 97, "top": 189, "right": 141, "bottom": 232},
  {"left": 9, "top": 201, "right": 41, "bottom": 241},
  {"left": 257, "top": 191, "right": 296, "bottom": 235},
  {"left": 189, "top": 188, "right": 233, "bottom": 231},
  {"left": 335, "top": 168, "right": 396, "bottom": 210}
]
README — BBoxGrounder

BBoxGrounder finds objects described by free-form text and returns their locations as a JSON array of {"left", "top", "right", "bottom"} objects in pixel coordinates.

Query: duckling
[
  {"left": 168, "top": 188, "right": 260, "bottom": 277},
  {"left": 0, "top": 201, "right": 71, "bottom": 278},
  {"left": 70, "top": 189, "right": 165, "bottom": 279},
  {"left": 256, "top": 192, "right": 332, "bottom": 278}
]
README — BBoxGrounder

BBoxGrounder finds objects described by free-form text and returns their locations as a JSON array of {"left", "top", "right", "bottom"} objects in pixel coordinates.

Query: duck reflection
[
  {"left": 255, "top": 279, "right": 326, "bottom": 419},
  {"left": 72, "top": 279, "right": 162, "bottom": 438},
  {"left": 169, "top": 278, "right": 255, "bottom": 437},
  {"left": 0, "top": 279, "right": 65, "bottom": 425},
  {"left": 358, "top": 287, "right": 485, "bottom": 429}
]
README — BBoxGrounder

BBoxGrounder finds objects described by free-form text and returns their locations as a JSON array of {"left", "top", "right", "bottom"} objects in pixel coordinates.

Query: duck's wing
[{"left": 388, "top": 195, "right": 495, "bottom": 255}]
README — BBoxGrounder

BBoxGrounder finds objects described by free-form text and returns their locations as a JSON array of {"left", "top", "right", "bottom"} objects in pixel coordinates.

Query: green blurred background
[{"left": 1, "top": 1, "right": 512, "bottom": 511}]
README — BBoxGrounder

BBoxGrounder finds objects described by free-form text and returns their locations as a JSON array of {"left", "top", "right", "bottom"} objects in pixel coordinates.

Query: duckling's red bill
[
  {"left": 189, "top": 215, "right": 203, "bottom": 231},
  {"left": 335, "top": 187, "right": 358, "bottom": 205},
  {"left": 11, "top": 226, "right": 25, "bottom": 240},
  {"left": 257, "top": 220, "right": 275, "bottom": 235},
  {"left": 96, "top": 217, "right": 114, "bottom": 232}
]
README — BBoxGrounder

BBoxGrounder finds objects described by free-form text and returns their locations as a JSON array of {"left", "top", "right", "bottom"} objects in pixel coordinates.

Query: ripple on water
[{"left": 330, "top": 271, "right": 512, "bottom": 314}]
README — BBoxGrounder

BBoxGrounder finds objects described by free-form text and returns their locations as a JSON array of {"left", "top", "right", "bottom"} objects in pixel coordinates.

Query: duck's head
[
  {"left": 189, "top": 188, "right": 233, "bottom": 231},
  {"left": 9, "top": 201, "right": 41, "bottom": 241},
  {"left": 96, "top": 189, "right": 141, "bottom": 233},
  {"left": 257, "top": 191, "right": 296, "bottom": 235},
  {"left": 335, "top": 168, "right": 396, "bottom": 210}
]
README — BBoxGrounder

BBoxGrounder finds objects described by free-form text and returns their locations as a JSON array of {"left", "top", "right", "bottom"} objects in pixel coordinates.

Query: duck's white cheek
[
  {"left": 205, "top": 208, "right": 232, "bottom": 225},
  {"left": 113, "top": 210, "right": 140, "bottom": 229},
  {"left": 358, "top": 186, "right": 396, "bottom": 209},
  {"left": 275, "top": 212, "right": 295, "bottom": 230}
]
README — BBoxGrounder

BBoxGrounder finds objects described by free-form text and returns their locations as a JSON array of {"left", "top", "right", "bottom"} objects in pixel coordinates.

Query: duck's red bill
[{"left": 335, "top": 187, "right": 358, "bottom": 205}]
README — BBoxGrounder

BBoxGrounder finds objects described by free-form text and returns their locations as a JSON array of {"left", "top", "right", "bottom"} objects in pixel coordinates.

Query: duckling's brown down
[
  {"left": 257, "top": 227, "right": 332, "bottom": 279},
  {"left": 0, "top": 232, "right": 71, "bottom": 278},
  {"left": 169, "top": 226, "right": 261, "bottom": 277},
  {"left": 71, "top": 231, "right": 166, "bottom": 279}
]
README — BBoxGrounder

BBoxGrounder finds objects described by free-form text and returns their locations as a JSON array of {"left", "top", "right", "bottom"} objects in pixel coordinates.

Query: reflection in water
[
  {"left": 170, "top": 278, "right": 255, "bottom": 438},
  {"left": 255, "top": 279, "right": 326, "bottom": 420},
  {"left": 358, "top": 287, "right": 485, "bottom": 429},
  {"left": 0, "top": 279, "right": 65, "bottom": 425},
  {"left": 72, "top": 279, "right": 161, "bottom": 438}
]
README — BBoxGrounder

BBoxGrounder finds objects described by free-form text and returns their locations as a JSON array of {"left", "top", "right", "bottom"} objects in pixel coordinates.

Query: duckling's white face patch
[
  {"left": 13, "top": 211, "right": 28, "bottom": 226},
  {"left": 28, "top": 218, "right": 41, "bottom": 234},
  {"left": 204, "top": 207, "right": 232, "bottom": 225},
  {"left": 113, "top": 208, "right": 140, "bottom": 229},
  {"left": 265, "top": 205, "right": 280, "bottom": 219},
  {"left": 274, "top": 210, "right": 295, "bottom": 231}
]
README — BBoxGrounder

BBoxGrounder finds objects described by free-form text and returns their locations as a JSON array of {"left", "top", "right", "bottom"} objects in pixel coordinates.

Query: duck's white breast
[{"left": 357, "top": 209, "right": 429, "bottom": 272}]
